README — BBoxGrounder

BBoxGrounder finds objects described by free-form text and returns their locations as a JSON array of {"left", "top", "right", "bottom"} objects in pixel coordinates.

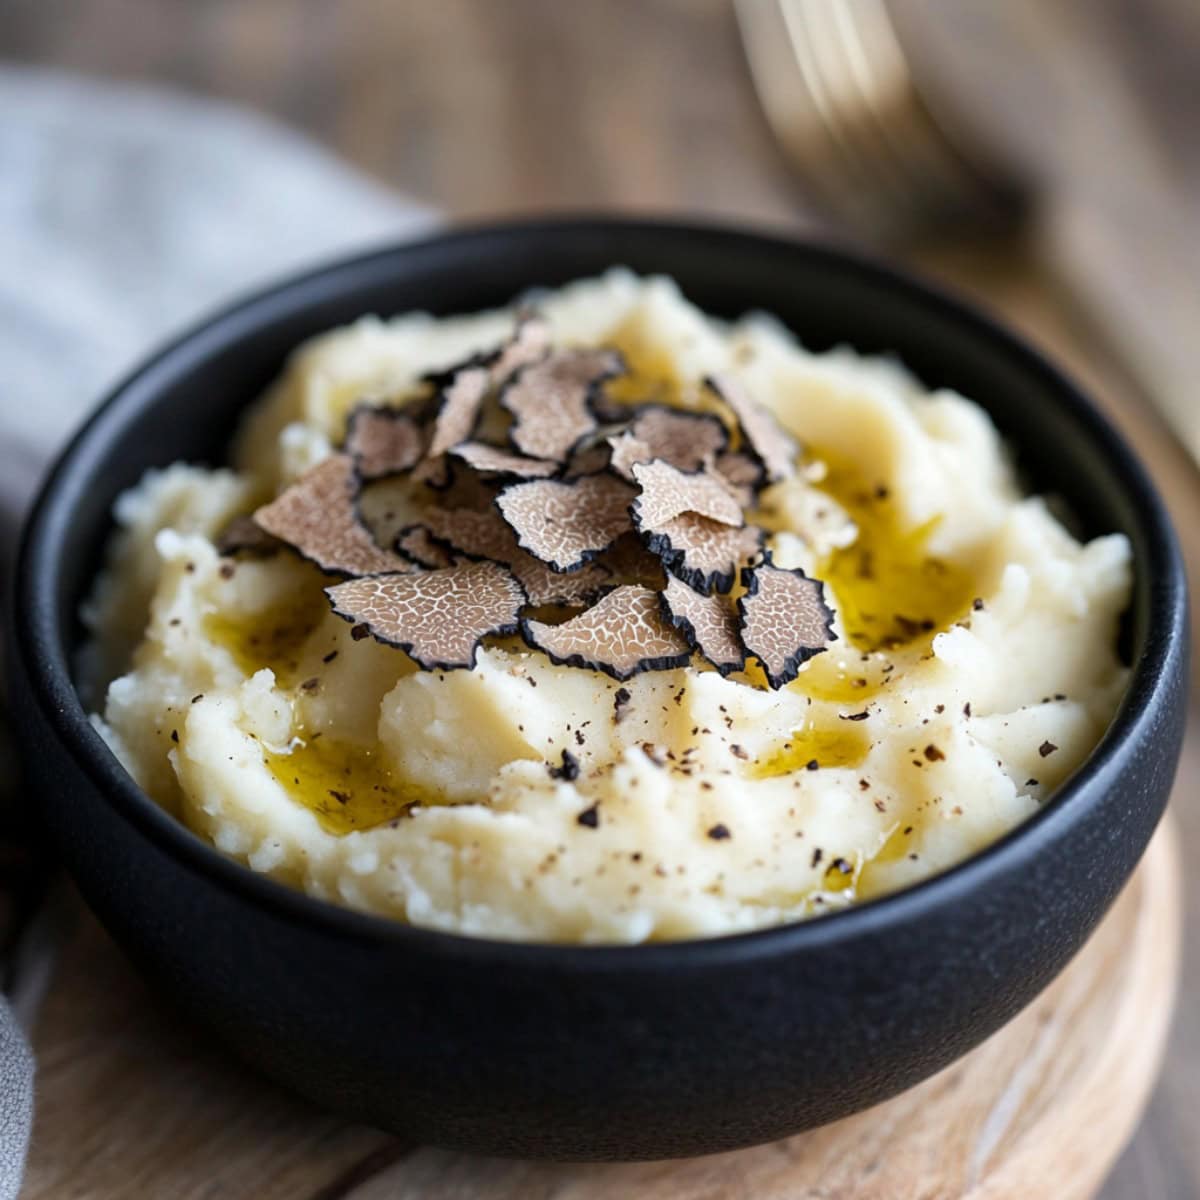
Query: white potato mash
[{"left": 83, "top": 272, "right": 1131, "bottom": 943}]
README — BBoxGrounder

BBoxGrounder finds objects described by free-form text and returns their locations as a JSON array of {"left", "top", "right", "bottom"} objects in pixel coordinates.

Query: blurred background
[{"left": 2, "top": 1, "right": 1198, "bottom": 1196}]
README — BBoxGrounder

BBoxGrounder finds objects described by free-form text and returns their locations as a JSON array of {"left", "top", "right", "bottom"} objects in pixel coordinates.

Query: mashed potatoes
[{"left": 83, "top": 272, "right": 1132, "bottom": 943}]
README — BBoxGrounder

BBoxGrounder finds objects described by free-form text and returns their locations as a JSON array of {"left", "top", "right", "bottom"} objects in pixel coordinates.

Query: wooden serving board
[{"left": 23, "top": 818, "right": 1180, "bottom": 1200}]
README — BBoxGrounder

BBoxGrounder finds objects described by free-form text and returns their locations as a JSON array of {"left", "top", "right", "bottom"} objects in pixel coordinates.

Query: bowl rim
[{"left": 13, "top": 215, "right": 1187, "bottom": 968}]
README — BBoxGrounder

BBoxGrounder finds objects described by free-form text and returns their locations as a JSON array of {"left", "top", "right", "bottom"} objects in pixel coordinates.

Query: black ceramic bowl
[{"left": 9, "top": 219, "right": 1188, "bottom": 1161}]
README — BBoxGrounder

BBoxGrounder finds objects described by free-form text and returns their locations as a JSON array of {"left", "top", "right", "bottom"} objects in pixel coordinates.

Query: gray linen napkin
[{"left": 0, "top": 65, "right": 433, "bottom": 1197}]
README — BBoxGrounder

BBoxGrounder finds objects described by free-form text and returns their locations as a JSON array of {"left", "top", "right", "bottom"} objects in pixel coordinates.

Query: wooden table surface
[{"left": 5, "top": 2, "right": 1197, "bottom": 1196}]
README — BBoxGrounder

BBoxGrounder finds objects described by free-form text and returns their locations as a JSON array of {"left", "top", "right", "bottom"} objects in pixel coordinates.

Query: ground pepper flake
[
  {"left": 576, "top": 803, "right": 600, "bottom": 828},
  {"left": 1038, "top": 740, "right": 1058, "bottom": 757},
  {"left": 707, "top": 823, "right": 731, "bottom": 841},
  {"left": 548, "top": 749, "right": 581, "bottom": 781},
  {"left": 923, "top": 744, "right": 945, "bottom": 762}
]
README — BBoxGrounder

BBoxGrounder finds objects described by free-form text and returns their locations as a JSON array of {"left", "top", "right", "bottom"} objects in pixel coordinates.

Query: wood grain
[{"left": 4, "top": 2, "right": 1197, "bottom": 1195}]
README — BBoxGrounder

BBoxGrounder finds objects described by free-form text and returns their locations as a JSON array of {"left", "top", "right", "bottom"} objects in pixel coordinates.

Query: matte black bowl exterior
[{"left": 9, "top": 220, "right": 1188, "bottom": 1161}]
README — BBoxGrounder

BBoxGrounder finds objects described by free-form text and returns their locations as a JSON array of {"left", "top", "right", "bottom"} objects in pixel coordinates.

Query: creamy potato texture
[{"left": 84, "top": 273, "right": 1132, "bottom": 942}]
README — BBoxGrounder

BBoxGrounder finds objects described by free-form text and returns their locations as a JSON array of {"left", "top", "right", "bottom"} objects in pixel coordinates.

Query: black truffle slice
[
  {"left": 216, "top": 514, "right": 282, "bottom": 558},
  {"left": 253, "top": 454, "right": 411, "bottom": 577},
  {"left": 713, "top": 450, "right": 766, "bottom": 507},
  {"left": 438, "top": 462, "right": 502, "bottom": 512},
  {"left": 598, "top": 530, "right": 668, "bottom": 588},
  {"left": 407, "top": 504, "right": 608, "bottom": 605},
  {"left": 421, "top": 312, "right": 551, "bottom": 391},
  {"left": 396, "top": 525, "right": 457, "bottom": 569},
  {"left": 606, "top": 431, "right": 655, "bottom": 483},
  {"left": 326, "top": 560, "right": 526, "bottom": 670},
  {"left": 411, "top": 455, "right": 454, "bottom": 491},
  {"left": 523, "top": 585, "right": 691, "bottom": 681},
  {"left": 344, "top": 405, "right": 425, "bottom": 480},
  {"left": 630, "top": 459, "right": 743, "bottom": 529},
  {"left": 513, "top": 556, "right": 613, "bottom": 608},
  {"left": 426, "top": 365, "right": 491, "bottom": 458},
  {"left": 607, "top": 407, "right": 729, "bottom": 480},
  {"left": 448, "top": 441, "right": 558, "bottom": 479},
  {"left": 489, "top": 311, "right": 551, "bottom": 385},
  {"left": 501, "top": 347, "right": 623, "bottom": 462},
  {"left": 737, "top": 557, "right": 836, "bottom": 688},
  {"left": 705, "top": 373, "right": 798, "bottom": 483},
  {"left": 564, "top": 435, "right": 615, "bottom": 477},
  {"left": 660, "top": 574, "right": 746, "bottom": 675},
  {"left": 417, "top": 505, "right": 521, "bottom": 563},
  {"left": 644, "top": 515, "right": 765, "bottom": 594},
  {"left": 495, "top": 474, "right": 636, "bottom": 573}
]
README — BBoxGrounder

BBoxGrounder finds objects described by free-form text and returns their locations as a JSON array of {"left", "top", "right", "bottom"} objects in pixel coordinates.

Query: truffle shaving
[
  {"left": 631, "top": 459, "right": 743, "bottom": 529},
  {"left": 253, "top": 454, "right": 411, "bottom": 577},
  {"left": 423, "top": 313, "right": 551, "bottom": 390},
  {"left": 714, "top": 450, "right": 766, "bottom": 506},
  {"left": 416, "top": 506, "right": 520, "bottom": 564},
  {"left": 523, "top": 585, "right": 691, "bottom": 680},
  {"left": 513, "top": 555, "right": 612, "bottom": 608},
  {"left": 448, "top": 442, "right": 558, "bottom": 478},
  {"left": 344, "top": 406, "right": 425, "bottom": 479},
  {"left": 737, "top": 557, "right": 836, "bottom": 688},
  {"left": 411, "top": 456, "right": 453, "bottom": 490},
  {"left": 490, "top": 311, "right": 551, "bottom": 385},
  {"left": 706, "top": 373, "right": 798, "bottom": 483},
  {"left": 644, "top": 514, "right": 765, "bottom": 594},
  {"left": 564, "top": 437, "right": 615, "bottom": 477},
  {"left": 326, "top": 560, "right": 526, "bottom": 670},
  {"left": 438, "top": 463, "right": 500, "bottom": 512},
  {"left": 599, "top": 531, "right": 668, "bottom": 588},
  {"left": 608, "top": 407, "right": 728, "bottom": 480},
  {"left": 660, "top": 574, "right": 745, "bottom": 675},
  {"left": 427, "top": 365, "right": 491, "bottom": 458},
  {"left": 396, "top": 525, "right": 456, "bottom": 569},
  {"left": 496, "top": 474, "right": 636, "bottom": 572},
  {"left": 502, "top": 348, "right": 623, "bottom": 462},
  {"left": 606, "top": 431, "right": 655, "bottom": 483},
  {"left": 216, "top": 514, "right": 281, "bottom": 558}
]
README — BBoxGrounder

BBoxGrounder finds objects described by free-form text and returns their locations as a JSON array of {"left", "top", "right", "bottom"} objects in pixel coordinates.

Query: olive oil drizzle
[
  {"left": 752, "top": 725, "right": 870, "bottom": 776},
  {"left": 204, "top": 587, "right": 328, "bottom": 684},
  {"left": 806, "top": 450, "right": 975, "bottom": 653},
  {"left": 602, "top": 325, "right": 688, "bottom": 409},
  {"left": 263, "top": 733, "right": 439, "bottom": 835}
]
